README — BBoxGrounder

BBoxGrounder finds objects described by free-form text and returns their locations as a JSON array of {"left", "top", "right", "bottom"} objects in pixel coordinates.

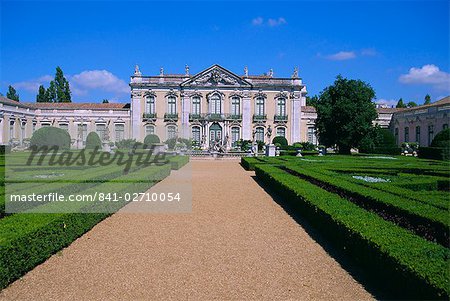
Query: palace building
[{"left": 0, "top": 64, "right": 406, "bottom": 150}]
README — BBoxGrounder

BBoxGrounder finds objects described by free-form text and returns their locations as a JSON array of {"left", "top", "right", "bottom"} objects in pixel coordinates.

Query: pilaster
[{"left": 242, "top": 91, "right": 252, "bottom": 140}]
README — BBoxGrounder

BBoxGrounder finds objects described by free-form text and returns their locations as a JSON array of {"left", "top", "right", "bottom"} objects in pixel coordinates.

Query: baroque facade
[{"left": 130, "top": 64, "right": 308, "bottom": 148}]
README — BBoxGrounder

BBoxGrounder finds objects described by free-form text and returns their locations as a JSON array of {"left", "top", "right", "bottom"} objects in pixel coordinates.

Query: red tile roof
[{"left": 24, "top": 102, "right": 130, "bottom": 110}]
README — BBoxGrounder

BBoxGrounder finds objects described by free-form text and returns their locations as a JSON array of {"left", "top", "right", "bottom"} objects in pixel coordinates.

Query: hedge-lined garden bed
[
  {"left": 0, "top": 152, "right": 189, "bottom": 290},
  {"left": 242, "top": 155, "right": 449, "bottom": 299}
]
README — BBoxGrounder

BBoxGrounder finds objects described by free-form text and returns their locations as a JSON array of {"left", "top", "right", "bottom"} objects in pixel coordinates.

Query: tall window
[
  {"left": 78, "top": 124, "right": 88, "bottom": 144},
  {"left": 415, "top": 126, "right": 421, "bottom": 143},
  {"left": 9, "top": 121, "right": 14, "bottom": 140},
  {"left": 231, "top": 97, "right": 240, "bottom": 116},
  {"left": 146, "top": 125, "right": 155, "bottom": 136},
  {"left": 428, "top": 125, "right": 434, "bottom": 146},
  {"left": 276, "top": 98, "right": 286, "bottom": 116},
  {"left": 192, "top": 97, "right": 201, "bottom": 115},
  {"left": 167, "top": 96, "right": 177, "bottom": 114},
  {"left": 276, "top": 127, "right": 286, "bottom": 137},
  {"left": 255, "top": 97, "right": 265, "bottom": 116},
  {"left": 210, "top": 94, "right": 221, "bottom": 114},
  {"left": 167, "top": 125, "right": 177, "bottom": 139},
  {"left": 96, "top": 124, "right": 107, "bottom": 141},
  {"left": 20, "top": 122, "right": 26, "bottom": 140},
  {"left": 115, "top": 124, "right": 124, "bottom": 142},
  {"left": 255, "top": 127, "right": 264, "bottom": 142},
  {"left": 395, "top": 128, "right": 399, "bottom": 145},
  {"left": 308, "top": 126, "right": 317, "bottom": 145},
  {"left": 404, "top": 127, "right": 409, "bottom": 142},
  {"left": 231, "top": 127, "right": 240, "bottom": 147},
  {"left": 145, "top": 96, "right": 155, "bottom": 114},
  {"left": 192, "top": 126, "right": 201, "bottom": 145},
  {"left": 32, "top": 123, "right": 36, "bottom": 133}
]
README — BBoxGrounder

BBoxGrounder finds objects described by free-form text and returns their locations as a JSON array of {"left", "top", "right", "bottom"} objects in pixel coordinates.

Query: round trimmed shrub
[
  {"left": 144, "top": 134, "right": 160, "bottom": 145},
  {"left": 29, "top": 126, "right": 71, "bottom": 150},
  {"left": 431, "top": 128, "right": 450, "bottom": 147},
  {"left": 272, "top": 136, "right": 288, "bottom": 147},
  {"left": 85, "top": 132, "right": 102, "bottom": 150}
]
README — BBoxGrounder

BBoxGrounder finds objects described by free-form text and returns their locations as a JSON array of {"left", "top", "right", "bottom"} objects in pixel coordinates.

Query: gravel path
[{"left": 0, "top": 160, "right": 372, "bottom": 300}]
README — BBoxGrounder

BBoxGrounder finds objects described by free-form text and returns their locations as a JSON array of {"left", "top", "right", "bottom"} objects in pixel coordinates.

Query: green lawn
[
  {"left": 242, "top": 155, "right": 449, "bottom": 299},
  {"left": 0, "top": 151, "right": 189, "bottom": 289}
]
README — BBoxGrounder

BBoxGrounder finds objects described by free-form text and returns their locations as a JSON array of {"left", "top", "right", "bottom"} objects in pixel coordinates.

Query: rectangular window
[
  {"left": 255, "top": 98, "right": 265, "bottom": 116},
  {"left": 277, "top": 98, "right": 286, "bottom": 116},
  {"left": 255, "top": 127, "right": 264, "bottom": 142},
  {"left": 276, "top": 127, "right": 286, "bottom": 137},
  {"left": 167, "top": 126, "right": 177, "bottom": 139},
  {"left": 78, "top": 124, "right": 88, "bottom": 144},
  {"left": 404, "top": 127, "right": 409, "bottom": 142},
  {"left": 192, "top": 97, "right": 201, "bottom": 115},
  {"left": 307, "top": 126, "right": 317, "bottom": 145},
  {"left": 395, "top": 128, "right": 399, "bottom": 145},
  {"left": 59, "top": 124, "right": 69, "bottom": 131},
  {"left": 231, "top": 97, "right": 240, "bottom": 116},
  {"left": 231, "top": 127, "right": 240, "bottom": 147},
  {"left": 192, "top": 127, "right": 201, "bottom": 145},
  {"left": 145, "top": 97, "right": 155, "bottom": 114},
  {"left": 167, "top": 97, "right": 177, "bottom": 115},
  {"left": 115, "top": 124, "right": 124, "bottom": 142},
  {"left": 428, "top": 125, "right": 434, "bottom": 146},
  {"left": 415, "top": 126, "right": 420, "bottom": 143},
  {"left": 96, "top": 124, "right": 106, "bottom": 141}
]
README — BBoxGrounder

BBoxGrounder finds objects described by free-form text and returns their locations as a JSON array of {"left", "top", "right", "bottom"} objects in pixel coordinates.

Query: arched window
[
  {"left": 167, "top": 96, "right": 177, "bottom": 115},
  {"left": 276, "top": 127, "right": 286, "bottom": 138},
  {"left": 255, "top": 127, "right": 264, "bottom": 142},
  {"left": 210, "top": 94, "right": 221, "bottom": 114},
  {"left": 145, "top": 125, "right": 155, "bottom": 136},
  {"left": 192, "top": 97, "right": 201, "bottom": 115},
  {"left": 255, "top": 97, "right": 265, "bottom": 116},
  {"left": 192, "top": 126, "right": 201, "bottom": 145},
  {"left": 145, "top": 96, "right": 155, "bottom": 114},
  {"left": 231, "top": 97, "right": 241, "bottom": 116},
  {"left": 277, "top": 98, "right": 286, "bottom": 116},
  {"left": 167, "top": 125, "right": 177, "bottom": 139},
  {"left": 231, "top": 127, "right": 240, "bottom": 147},
  {"left": 96, "top": 124, "right": 107, "bottom": 141}
]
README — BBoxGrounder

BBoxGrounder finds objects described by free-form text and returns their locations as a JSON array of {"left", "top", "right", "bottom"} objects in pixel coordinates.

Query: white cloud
[
  {"left": 374, "top": 98, "right": 398, "bottom": 108},
  {"left": 325, "top": 51, "right": 356, "bottom": 61},
  {"left": 399, "top": 64, "right": 450, "bottom": 90},
  {"left": 252, "top": 17, "right": 264, "bottom": 26},
  {"left": 252, "top": 17, "right": 286, "bottom": 27},
  {"left": 268, "top": 17, "right": 287, "bottom": 27},
  {"left": 69, "top": 70, "right": 129, "bottom": 96},
  {"left": 13, "top": 75, "right": 53, "bottom": 93}
]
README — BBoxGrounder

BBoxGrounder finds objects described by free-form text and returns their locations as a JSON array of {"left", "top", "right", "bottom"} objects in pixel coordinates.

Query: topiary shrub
[
  {"left": 29, "top": 126, "right": 71, "bottom": 150},
  {"left": 431, "top": 128, "right": 450, "bottom": 147},
  {"left": 115, "top": 139, "right": 139, "bottom": 150},
  {"left": 85, "top": 132, "right": 102, "bottom": 150},
  {"left": 144, "top": 134, "right": 160, "bottom": 146},
  {"left": 272, "top": 136, "right": 288, "bottom": 147}
]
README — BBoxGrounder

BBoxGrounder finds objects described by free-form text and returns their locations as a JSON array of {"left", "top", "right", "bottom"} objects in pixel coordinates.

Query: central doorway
[{"left": 209, "top": 123, "right": 222, "bottom": 146}]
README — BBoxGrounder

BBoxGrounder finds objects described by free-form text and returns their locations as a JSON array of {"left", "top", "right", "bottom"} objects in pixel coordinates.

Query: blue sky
[{"left": 1, "top": 0, "right": 449, "bottom": 106}]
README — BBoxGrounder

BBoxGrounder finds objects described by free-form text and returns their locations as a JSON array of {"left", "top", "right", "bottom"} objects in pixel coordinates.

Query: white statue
[
  {"left": 134, "top": 65, "right": 141, "bottom": 76},
  {"left": 185, "top": 64, "right": 190, "bottom": 76},
  {"left": 292, "top": 67, "right": 298, "bottom": 78},
  {"left": 244, "top": 66, "right": 248, "bottom": 77},
  {"left": 160, "top": 67, "right": 164, "bottom": 76}
]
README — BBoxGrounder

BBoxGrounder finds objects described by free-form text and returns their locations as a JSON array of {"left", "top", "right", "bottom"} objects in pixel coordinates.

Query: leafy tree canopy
[
  {"left": 424, "top": 94, "right": 431, "bottom": 105},
  {"left": 6, "top": 85, "right": 19, "bottom": 101},
  {"left": 406, "top": 101, "right": 418, "bottom": 108},
  {"left": 315, "top": 75, "right": 377, "bottom": 154},
  {"left": 396, "top": 98, "right": 406, "bottom": 108},
  {"left": 305, "top": 95, "right": 318, "bottom": 107},
  {"left": 36, "top": 67, "right": 71, "bottom": 103}
]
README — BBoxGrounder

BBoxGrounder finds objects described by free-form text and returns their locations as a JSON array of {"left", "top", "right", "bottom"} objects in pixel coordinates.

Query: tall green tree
[
  {"left": 406, "top": 101, "right": 418, "bottom": 108},
  {"left": 305, "top": 95, "right": 318, "bottom": 107},
  {"left": 54, "top": 66, "right": 71, "bottom": 102},
  {"left": 424, "top": 94, "right": 431, "bottom": 105},
  {"left": 36, "top": 85, "right": 48, "bottom": 102},
  {"left": 315, "top": 75, "right": 377, "bottom": 155},
  {"left": 45, "top": 81, "right": 57, "bottom": 103},
  {"left": 6, "top": 85, "right": 19, "bottom": 101},
  {"left": 102, "top": 99, "right": 109, "bottom": 103},
  {"left": 396, "top": 98, "right": 406, "bottom": 108}
]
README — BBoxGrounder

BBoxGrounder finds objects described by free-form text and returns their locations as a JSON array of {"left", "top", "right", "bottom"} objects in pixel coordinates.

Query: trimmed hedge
[
  {"left": 85, "top": 132, "right": 102, "bottom": 150},
  {"left": 144, "top": 134, "right": 160, "bottom": 146},
  {"left": 0, "top": 145, "right": 11, "bottom": 155},
  {"left": 29, "top": 127, "right": 71, "bottom": 150},
  {"left": 419, "top": 146, "right": 450, "bottom": 160},
  {"left": 431, "top": 128, "right": 450, "bottom": 148},
  {"left": 272, "top": 136, "right": 288, "bottom": 147},
  {"left": 255, "top": 164, "right": 449, "bottom": 299}
]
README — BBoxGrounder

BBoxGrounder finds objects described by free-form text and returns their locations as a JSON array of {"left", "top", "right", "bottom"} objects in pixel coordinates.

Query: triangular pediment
[{"left": 181, "top": 65, "right": 252, "bottom": 88}]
